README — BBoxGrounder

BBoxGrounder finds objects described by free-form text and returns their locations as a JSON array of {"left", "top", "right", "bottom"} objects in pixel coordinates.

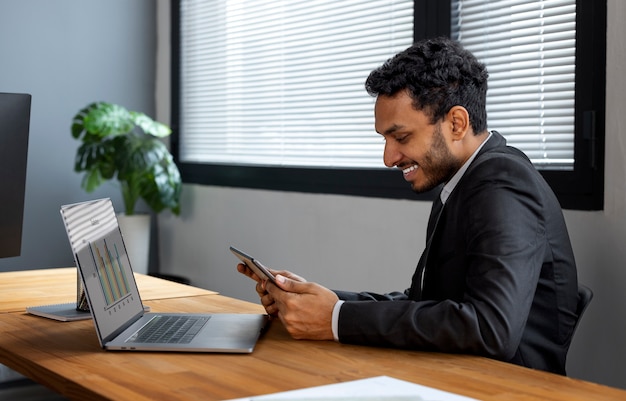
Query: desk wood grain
[
  {"left": 0, "top": 294, "right": 624, "bottom": 401},
  {"left": 0, "top": 267, "right": 216, "bottom": 313}
]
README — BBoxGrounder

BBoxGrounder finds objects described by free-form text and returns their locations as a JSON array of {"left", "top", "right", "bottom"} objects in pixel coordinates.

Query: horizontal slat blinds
[
  {"left": 451, "top": 0, "right": 576, "bottom": 170},
  {"left": 179, "top": 0, "right": 413, "bottom": 168},
  {"left": 180, "top": 0, "right": 577, "bottom": 171}
]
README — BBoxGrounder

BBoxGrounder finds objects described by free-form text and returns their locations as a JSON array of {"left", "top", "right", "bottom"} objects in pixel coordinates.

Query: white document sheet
[{"left": 228, "top": 375, "right": 480, "bottom": 401}]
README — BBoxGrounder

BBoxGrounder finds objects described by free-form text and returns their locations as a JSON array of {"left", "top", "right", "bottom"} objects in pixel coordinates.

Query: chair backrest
[{"left": 571, "top": 284, "right": 593, "bottom": 344}]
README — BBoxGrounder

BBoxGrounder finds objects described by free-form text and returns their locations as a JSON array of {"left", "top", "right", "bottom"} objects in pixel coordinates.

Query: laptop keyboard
[{"left": 127, "top": 315, "right": 210, "bottom": 344}]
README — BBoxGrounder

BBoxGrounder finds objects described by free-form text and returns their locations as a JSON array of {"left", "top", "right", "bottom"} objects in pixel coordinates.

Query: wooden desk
[
  {"left": 0, "top": 267, "right": 216, "bottom": 313},
  {"left": 1, "top": 270, "right": 625, "bottom": 400}
]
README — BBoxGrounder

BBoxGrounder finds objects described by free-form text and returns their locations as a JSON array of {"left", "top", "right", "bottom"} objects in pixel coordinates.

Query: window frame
[{"left": 170, "top": 0, "right": 606, "bottom": 210}]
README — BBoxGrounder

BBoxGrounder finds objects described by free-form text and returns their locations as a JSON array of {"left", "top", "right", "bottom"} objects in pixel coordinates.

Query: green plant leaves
[
  {"left": 72, "top": 102, "right": 134, "bottom": 140},
  {"left": 85, "top": 103, "right": 134, "bottom": 138},
  {"left": 130, "top": 111, "right": 171, "bottom": 138},
  {"left": 71, "top": 102, "right": 182, "bottom": 215}
]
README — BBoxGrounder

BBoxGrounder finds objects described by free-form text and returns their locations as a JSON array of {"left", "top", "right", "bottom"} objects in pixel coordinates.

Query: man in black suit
[{"left": 237, "top": 37, "right": 579, "bottom": 374}]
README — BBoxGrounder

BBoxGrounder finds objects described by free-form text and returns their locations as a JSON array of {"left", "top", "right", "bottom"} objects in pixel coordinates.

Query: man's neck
[{"left": 440, "top": 131, "right": 492, "bottom": 204}]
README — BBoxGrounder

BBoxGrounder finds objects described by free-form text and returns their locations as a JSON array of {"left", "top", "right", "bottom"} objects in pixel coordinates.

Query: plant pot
[{"left": 117, "top": 213, "right": 151, "bottom": 275}]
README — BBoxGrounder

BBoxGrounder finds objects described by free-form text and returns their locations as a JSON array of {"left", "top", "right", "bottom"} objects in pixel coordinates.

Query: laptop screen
[{"left": 61, "top": 198, "right": 144, "bottom": 343}]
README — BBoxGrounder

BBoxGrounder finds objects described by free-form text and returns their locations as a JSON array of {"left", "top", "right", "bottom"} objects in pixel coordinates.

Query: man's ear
[{"left": 447, "top": 106, "right": 470, "bottom": 140}]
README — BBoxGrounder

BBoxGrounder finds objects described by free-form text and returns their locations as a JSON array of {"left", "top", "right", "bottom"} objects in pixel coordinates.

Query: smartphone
[{"left": 230, "top": 246, "right": 277, "bottom": 285}]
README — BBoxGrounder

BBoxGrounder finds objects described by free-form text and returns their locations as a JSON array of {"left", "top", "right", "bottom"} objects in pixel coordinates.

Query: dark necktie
[{"left": 408, "top": 194, "right": 444, "bottom": 300}]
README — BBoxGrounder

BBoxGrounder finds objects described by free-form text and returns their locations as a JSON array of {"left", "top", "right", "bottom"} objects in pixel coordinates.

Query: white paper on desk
[{"left": 228, "top": 375, "right": 480, "bottom": 401}]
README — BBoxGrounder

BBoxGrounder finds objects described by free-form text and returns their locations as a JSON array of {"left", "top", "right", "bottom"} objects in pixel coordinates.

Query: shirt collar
[{"left": 440, "top": 131, "right": 492, "bottom": 204}]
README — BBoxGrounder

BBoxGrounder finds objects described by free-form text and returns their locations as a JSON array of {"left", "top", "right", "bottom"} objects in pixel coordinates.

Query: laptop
[{"left": 60, "top": 198, "right": 269, "bottom": 353}]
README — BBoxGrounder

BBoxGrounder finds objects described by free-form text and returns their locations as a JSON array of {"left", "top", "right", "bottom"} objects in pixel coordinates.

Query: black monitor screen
[{"left": 0, "top": 92, "right": 31, "bottom": 258}]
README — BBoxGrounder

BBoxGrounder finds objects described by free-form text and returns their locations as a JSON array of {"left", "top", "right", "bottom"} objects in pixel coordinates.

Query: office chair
[{"left": 570, "top": 284, "right": 594, "bottom": 345}]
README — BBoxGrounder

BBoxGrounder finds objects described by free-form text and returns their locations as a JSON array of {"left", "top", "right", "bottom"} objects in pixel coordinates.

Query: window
[
  {"left": 453, "top": 0, "right": 576, "bottom": 169},
  {"left": 171, "top": 0, "right": 606, "bottom": 210},
  {"left": 178, "top": 0, "right": 412, "bottom": 168}
]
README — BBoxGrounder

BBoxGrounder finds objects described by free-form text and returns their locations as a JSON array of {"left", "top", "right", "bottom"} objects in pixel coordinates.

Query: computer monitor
[{"left": 0, "top": 92, "right": 31, "bottom": 258}]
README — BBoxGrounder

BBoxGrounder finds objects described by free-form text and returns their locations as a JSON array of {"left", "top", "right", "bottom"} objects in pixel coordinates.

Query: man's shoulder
[
  {"left": 457, "top": 134, "right": 551, "bottom": 200},
  {"left": 471, "top": 143, "right": 536, "bottom": 178},
  {"left": 477, "top": 131, "right": 532, "bottom": 165}
]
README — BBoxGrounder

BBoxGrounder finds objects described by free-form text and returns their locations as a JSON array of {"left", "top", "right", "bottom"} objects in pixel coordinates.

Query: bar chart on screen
[{"left": 89, "top": 238, "right": 131, "bottom": 306}]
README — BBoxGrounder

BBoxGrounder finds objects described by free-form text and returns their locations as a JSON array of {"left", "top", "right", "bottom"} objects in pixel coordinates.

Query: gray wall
[{"left": 0, "top": 0, "right": 157, "bottom": 272}]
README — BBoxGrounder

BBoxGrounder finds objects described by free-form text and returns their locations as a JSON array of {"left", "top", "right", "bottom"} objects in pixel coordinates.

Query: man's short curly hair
[{"left": 365, "top": 37, "right": 489, "bottom": 134}]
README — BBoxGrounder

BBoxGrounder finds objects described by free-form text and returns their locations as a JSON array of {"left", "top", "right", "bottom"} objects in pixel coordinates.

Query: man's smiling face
[{"left": 375, "top": 91, "right": 462, "bottom": 193}]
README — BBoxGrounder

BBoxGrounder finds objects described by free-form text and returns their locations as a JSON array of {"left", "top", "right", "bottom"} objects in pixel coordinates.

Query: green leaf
[
  {"left": 71, "top": 102, "right": 99, "bottom": 139},
  {"left": 81, "top": 168, "right": 104, "bottom": 193},
  {"left": 83, "top": 103, "right": 135, "bottom": 138},
  {"left": 130, "top": 112, "right": 172, "bottom": 138}
]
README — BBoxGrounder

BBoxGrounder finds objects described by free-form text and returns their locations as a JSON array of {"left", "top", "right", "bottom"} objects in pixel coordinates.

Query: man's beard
[{"left": 410, "top": 124, "right": 462, "bottom": 194}]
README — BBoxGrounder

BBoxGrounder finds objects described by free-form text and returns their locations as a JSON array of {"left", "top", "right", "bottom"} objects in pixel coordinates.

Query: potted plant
[{"left": 71, "top": 101, "right": 182, "bottom": 273}]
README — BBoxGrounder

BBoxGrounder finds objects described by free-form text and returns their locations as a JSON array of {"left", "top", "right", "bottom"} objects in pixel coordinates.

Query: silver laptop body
[{"left": 60, "top": 198, "right": 268, "bottom": 353}]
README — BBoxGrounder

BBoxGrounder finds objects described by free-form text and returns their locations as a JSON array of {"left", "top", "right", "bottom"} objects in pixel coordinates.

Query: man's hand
[
  {"left": 236, "top": 264, "right": 307, "bottom": 317},
  {"left": 236, "top": 263, "right": 267, "bottom": 299},
  {"left": 266, "top": 274, "right": 339, "bottom": 341}
]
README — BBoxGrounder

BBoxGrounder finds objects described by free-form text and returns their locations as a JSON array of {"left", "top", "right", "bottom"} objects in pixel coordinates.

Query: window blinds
[
  {"left": 179, "top": 0, "right": 576, "bottom": 170},
  {"left": 452, "top": 0, "right": 576, "bottom": 170},
  {"left": 179, "top": 0, "right": 413, "bottom": 168}
]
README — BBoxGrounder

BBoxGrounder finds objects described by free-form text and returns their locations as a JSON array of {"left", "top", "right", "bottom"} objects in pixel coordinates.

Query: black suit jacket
[{"left": 335, "top": 131, "right": 579, "bottom": 374}]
